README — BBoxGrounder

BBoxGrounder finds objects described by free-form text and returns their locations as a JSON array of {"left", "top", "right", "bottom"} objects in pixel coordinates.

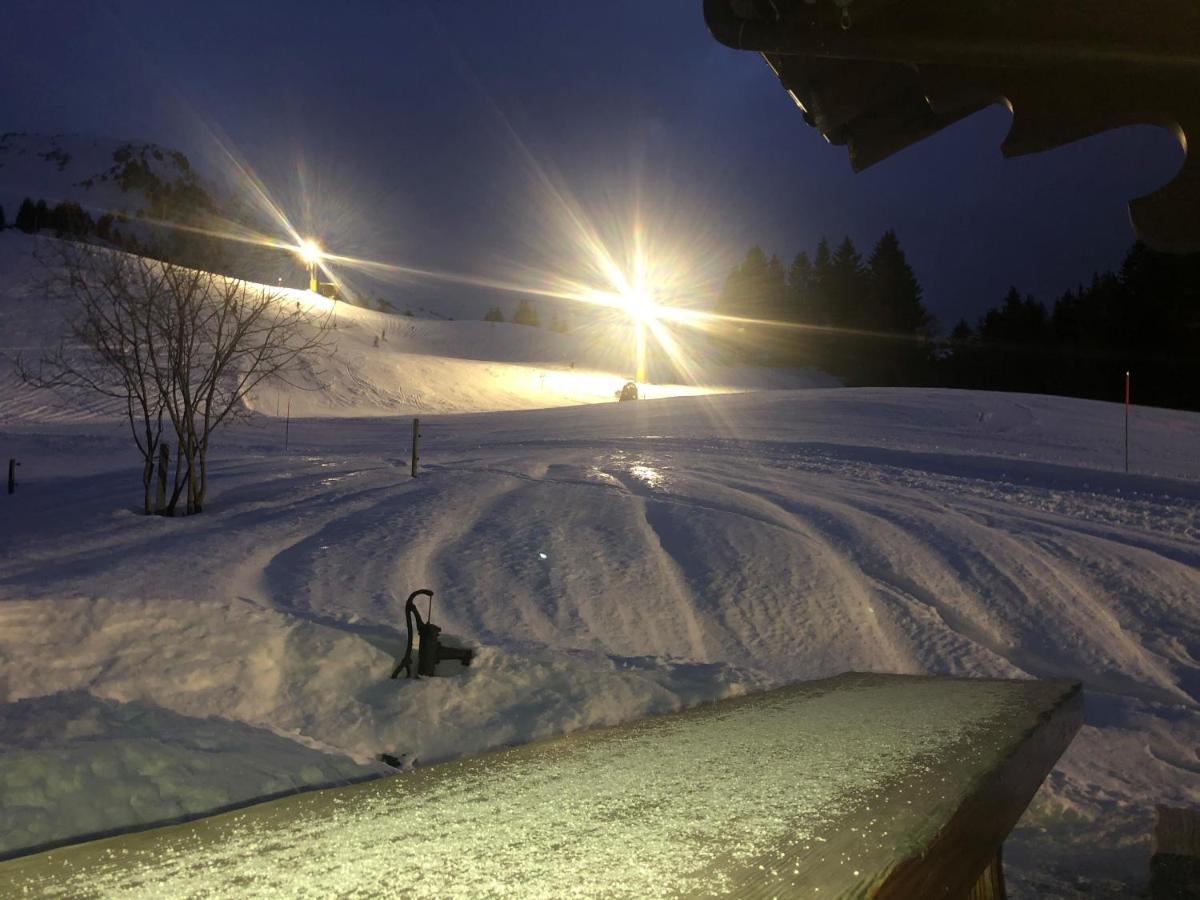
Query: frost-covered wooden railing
[{"left": 0, "top": 673, "right": 1081, "bottom": 898}]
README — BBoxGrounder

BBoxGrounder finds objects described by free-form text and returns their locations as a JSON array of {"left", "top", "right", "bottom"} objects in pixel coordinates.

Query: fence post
[
  {"left": 1124, "top": 370, "right": 1131, "bottom": 474},
  {"left": 411, "top": 418, "right": 421, "bottom": 477},
  {"left": 7, "top": 458, "right": 17, "bottom": 495}
]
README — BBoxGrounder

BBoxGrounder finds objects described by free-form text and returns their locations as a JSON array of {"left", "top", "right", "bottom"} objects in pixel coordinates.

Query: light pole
[
  {"left": 299, "top": 239, "right": 321, "bottom": 293},
  {"left": 624, "top": 289, "right": 653, "bottom": 384}
]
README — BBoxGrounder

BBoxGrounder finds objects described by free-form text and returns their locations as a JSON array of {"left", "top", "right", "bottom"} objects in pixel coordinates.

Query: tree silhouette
[
  {"left": 512, "top": 300, "right": 540, "bottom": 327},
  {"left": 868, "top": 231, "right": 928, "bottom": 332},
  {"left": 827, "top": 237, "right": 867, "bottom": 328},
  {"left": 810, "top": 238, "right": 833, "bottom": 325},
  {"left": 721, "top": 232, "right": 932, "bottom": 380},
  {"left": 15, "top": 198, "right": 36, "bottom": 233},
  {"left": 862, "top": 230, "right": 932, "bottom": 383},
  {"left": 715, "top": 246, "right": 787, "bottom": 361},
  {"left": 49, "top": 201, "right": 94, "bottom": 239}
]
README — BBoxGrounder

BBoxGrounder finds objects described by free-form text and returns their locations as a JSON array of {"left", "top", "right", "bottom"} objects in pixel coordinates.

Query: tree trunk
[
  {"left": 186, "top": 440, "right": 198, "bottom": 515},
  {"left": 196, "top": 445, "right": 208, "bottom": 512},
  {"left": 142, "top": 456, "right": 153, "bottom": 515},
  {"left": 156, "top": 442, "right": 169, "bottom": 514},
  {"left": 166, "top": 441, "right": 185, "bottom": 514}
]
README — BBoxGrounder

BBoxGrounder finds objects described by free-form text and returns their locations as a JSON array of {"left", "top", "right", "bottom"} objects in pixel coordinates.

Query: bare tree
[
  {"left": 148, "top": 261, "right": 332, "bottom": 513},
  {"left": 21, "top": 239, "right": 332, "bottom": 515},
  {"left": 20, "top": 242, "right": 170, "bottom": 513}
]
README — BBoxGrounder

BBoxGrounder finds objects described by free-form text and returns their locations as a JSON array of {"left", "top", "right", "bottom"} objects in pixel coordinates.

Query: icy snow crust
[
  {"left": 0, "top": 676, "right": 1074, "bottom": 899},
  {"left": 0, "top": 232, "right": 1198, "bottom": 895}
]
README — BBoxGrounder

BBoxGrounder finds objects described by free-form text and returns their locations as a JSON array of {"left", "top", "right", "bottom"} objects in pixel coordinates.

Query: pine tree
[
  {"left": 828, "top": 236, "right": 867, "bottom": 328},
  {"left": 50, "top": 201, "right": 93, "bottom": 238},
  {"left": 512, "top": 300, "right": 540, "bottom": 327},
  {"left": 15, "top": 198, "right": 36, "bottom": 233},
  {"left": 787, "top": 252, "right": 813, "bottom": 317},
  {"left": 809, "top": 238, "right": 833, "bottom": 324},
  {"left": 764, "top": 254, "right": 787, "bottom": 320},
  {"left": 717, "top": 246, "right": 770, "bottom": 319},
  {"left": 715, "top": 261, "right": 743, "bottom": 320},
  {"left": 34, "top": 199, "right": 49, "bottom": 232},
  {"left": 942, "top": 241, "right": 1200, "bottom": 411},
  {"left": 715, "top": 246, "right": 786, "bottom": 363},
  {"left": 859, "top": 230, "right": 931, "bottom": 384},
  {"left": 780, "top": 251, "right": 817, "bottom": 366},
  {"left": 484, "top": 305, "right": 505, "bottom": 323},
  {"left": 809, "top": 237, "right": 875, "bottom": 382},
  {"left": 867, "top": 230, "right": 929, "bottom": 334}
]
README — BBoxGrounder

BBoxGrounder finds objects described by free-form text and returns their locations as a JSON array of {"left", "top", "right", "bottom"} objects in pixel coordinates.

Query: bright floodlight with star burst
[
  {"left": 298, "top": 239, "right": 322, "bottom": 265},
  {"left": 157, "top": 128, "right": 813, "bottom": 381},
  {"left": 298, "top": 239, "right": 322, "bottom": 292}
]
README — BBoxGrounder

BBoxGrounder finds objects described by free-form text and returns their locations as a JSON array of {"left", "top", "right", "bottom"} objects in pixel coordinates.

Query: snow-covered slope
[
  {"left": 0, "top": 231, "right": 834, "bottom": 422},
  {"left": 0, "top": 233, "right": 1197, "bottom": 897}
]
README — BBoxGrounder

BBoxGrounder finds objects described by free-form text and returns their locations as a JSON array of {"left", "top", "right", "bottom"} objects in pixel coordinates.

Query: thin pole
[
  {"left": 1124, "top": 370, "right": 1130, "bottom": 473},
  {"left": 411, "top": 417, "right": 420, "bottom": 477},
  {"left": 7, "top": 458, "right": 16, "bottom": 495},
  {"left": 285, "top": 398, "right": 291, "bottom": 452}
]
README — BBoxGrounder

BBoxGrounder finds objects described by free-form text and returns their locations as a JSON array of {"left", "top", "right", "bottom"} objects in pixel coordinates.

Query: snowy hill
[
  {"left": 0, "top": 232, "right": 1198, "bottom": 896},
  {"left": 0, "top": 231, "right": 835, "bottom": 423}
]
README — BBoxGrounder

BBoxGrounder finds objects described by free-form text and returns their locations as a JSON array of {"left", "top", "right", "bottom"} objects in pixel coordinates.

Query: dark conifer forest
[{"left": 717, "top": 232, "right": 1200, "bottom": 411}]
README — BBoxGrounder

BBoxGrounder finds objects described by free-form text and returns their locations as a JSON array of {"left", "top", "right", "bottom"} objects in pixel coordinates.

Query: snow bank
[
  {"left": 0, "top": 596, "right": 770, "bottom": 856},
  {"left": 0, "top": 692, "right": 374, "bottom": 856}
]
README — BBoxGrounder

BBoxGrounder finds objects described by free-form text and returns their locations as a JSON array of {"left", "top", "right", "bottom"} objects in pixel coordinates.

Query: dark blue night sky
[{"left": 1, "top": 1, "right": 1186, "bottom": 328}]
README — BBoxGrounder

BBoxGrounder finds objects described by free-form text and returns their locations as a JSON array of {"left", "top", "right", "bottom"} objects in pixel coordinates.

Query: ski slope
[{"left": 0, "top": 232, "right": 1198, "bottom": 897}]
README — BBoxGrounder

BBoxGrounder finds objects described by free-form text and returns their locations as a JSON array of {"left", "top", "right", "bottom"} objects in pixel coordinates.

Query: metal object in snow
[{"left": 391, "top": 589, "right": 474, "bottom": 679}]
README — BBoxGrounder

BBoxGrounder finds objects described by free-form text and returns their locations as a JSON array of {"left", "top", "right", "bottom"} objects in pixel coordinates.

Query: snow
[
  {"left": 0, "top": 691, "right": 372, "bottom": 855},
  {"left": 1, "top": 231, "right": 1199, "bottom": 896}
]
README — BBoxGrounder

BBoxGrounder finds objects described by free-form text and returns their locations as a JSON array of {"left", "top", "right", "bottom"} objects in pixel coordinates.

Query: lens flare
[
  {"left": 106, "top": 120, "right": 916, "bottom": 411},
  {"left": 298, "top": 239, "right": 322, "bottom": 265}
]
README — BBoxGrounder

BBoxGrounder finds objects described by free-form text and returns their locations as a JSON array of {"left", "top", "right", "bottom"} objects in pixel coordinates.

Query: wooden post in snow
[
  {"left": 7, "top": 458, "right": 17, "bottom": 495},
  {"left": 411, "top": 417, "right": 421, "bottom": 477},
  {"left": 285, "top": 398, "right": 291, "bottom": 452},
  {"left": 156, "top": 443, "right": 169, "bottom": 513},
  {"left": 1124, "top": 370, "right": 1131, "bottom": 474}
]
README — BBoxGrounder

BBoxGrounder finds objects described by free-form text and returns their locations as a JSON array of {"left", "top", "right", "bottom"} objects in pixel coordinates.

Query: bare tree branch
[{"left": 20, "top": 239, "right": 332, "bottom": 515}]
